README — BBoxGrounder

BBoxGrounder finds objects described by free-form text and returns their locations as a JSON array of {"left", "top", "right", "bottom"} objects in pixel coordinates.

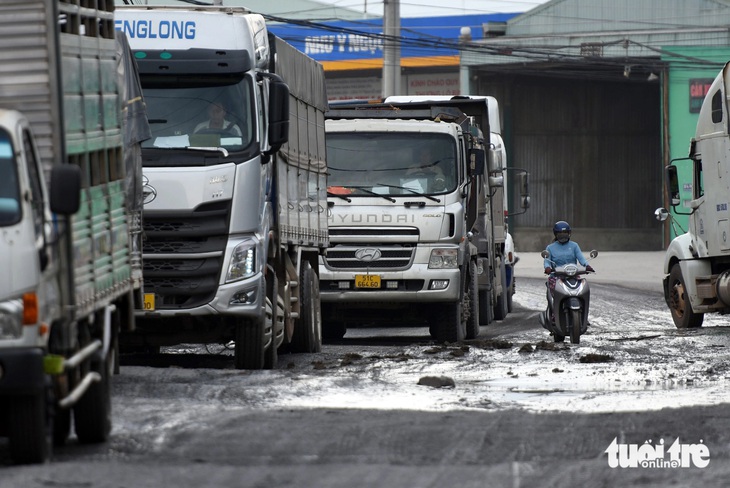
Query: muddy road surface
[{"left": 2, "top": 258, "right": 730, "bottom": 487}]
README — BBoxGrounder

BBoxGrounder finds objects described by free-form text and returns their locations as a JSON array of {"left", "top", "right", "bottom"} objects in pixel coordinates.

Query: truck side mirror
[
  {"left": 468, "top": 148, "right": 485, "bottom": 176},
  {"left": 50, "top": 164, "right": 81, "bottom": 215},
  {"left": 267, "top": 78, "right": 290, "bottom": 152},
  {"left": 488, "top": 146, "right": 503, "bottom": 173},
  {"left": 665, "top": 164, "right": 680, "bottom": 207},
  {"left": 519, "top": 172, "right": 530, "bottom": 209}
]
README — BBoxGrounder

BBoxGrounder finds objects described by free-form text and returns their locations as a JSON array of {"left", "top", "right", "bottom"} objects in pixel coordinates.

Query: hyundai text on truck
[
  {"left": 657, "top": 61, "right": 730, "bottom": 328},
  {"left": 322, "top": 97, "right": 527, "bottom": 341},
  {"left": 114, "top": 6, "right": 328, "bottom": 369},
  {"left": 0, "top": 0, "right": 146, "bottom": 463}
]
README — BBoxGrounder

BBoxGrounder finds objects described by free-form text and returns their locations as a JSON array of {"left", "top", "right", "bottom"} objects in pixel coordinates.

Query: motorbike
[{"left": 538, "top": 249, "right": 598, "bottom": 344}]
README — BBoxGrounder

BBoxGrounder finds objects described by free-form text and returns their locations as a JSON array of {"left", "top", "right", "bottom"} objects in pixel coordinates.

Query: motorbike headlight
[
  {"left": 226, "top": 241, "right": 256, "bottom": 283},
  {"left": 429, "top": 249, "right": 458, "bottom": 269},
  {"left": 0, "top": 298, "right": 24, "bottom": 339}
]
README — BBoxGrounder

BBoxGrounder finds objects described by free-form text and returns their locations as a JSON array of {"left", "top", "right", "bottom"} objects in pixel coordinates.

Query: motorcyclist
[{"left": 543, "top": 221, "right": 595, "bottom": 284}]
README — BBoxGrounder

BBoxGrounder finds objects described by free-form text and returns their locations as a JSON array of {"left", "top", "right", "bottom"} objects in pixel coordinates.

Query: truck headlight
[
  {"left": 226, "top": 241, "right": 256, "bottom": 283},
  {"left": 429, "top": 249, "right": 458, "bottom": 269},
  {"left": 0, "top": 298, "right": 24, "bottom": 339}
]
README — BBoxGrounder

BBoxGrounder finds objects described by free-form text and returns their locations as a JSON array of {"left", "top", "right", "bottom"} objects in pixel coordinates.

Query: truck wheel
[
  {"left": 8, "top": 393, "right": 51, "bottom": 464},
  {"left": 290, "top": 262, "right": 322, "bottom": 353},
  {"left": 506, "top": 265, "right": 514, "bottom": 313},
  {"left": 668, "top": 264, "right": 704, "bottom": 328},
  {"left": 430, "top": 301, "right": 465, "bottom": 343},
  {"left": 465, "top": 260, "right": 480, "bottom": 339},
  {"left": 479, "top": 287, "right": 493, "bottom": 326},
  {"left": 235, "top": 317, "right": 266, "bottom": 370},
  {"left": 74, "top": 349, "right": 112, "bottom": 443},
  {"left": 264, "top": 269, "right": 281, "bottom": 369},
  {"left": 493, "top": 262, "right": 509, "bottom": 321}
]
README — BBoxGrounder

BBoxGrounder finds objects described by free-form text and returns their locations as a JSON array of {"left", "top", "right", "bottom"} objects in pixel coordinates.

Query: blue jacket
[{"left": 544, "top": 240, "right": 588, "bottom": 269}]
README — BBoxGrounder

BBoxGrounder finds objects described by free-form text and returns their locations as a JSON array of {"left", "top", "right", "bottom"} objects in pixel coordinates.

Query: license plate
[
  {"left": 355, "top": 274, "right": 381, "bottom": 289},
  {"left": 143, "top": 293, "right": 156, "bottom": 311}
]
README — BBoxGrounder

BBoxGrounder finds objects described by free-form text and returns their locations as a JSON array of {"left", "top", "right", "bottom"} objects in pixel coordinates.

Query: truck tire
[
  {"left": 430, "top": 301, "right": 465, "bottom": 343},
  {"left": 493, "top": 262, "right": 509, "bottom": 321},
  {"left": 8, "top": 392, "right": 51, "bottom": 464},
  {"left": 479, "top": 287, "right": 493, "bottom": 326},
  {"left": 506, "top": 265, "right": 514, "bottom": 313},
  {"left": 290, "top": 262, "right": 322, "bottom": 353},
  {"left": 74, "top": 349, "right": 112, "bottom": 444},
  {"left": 264, "top": 269, "right": 281, "bottom": 369},
  {"left": 235, "top": 316, "right": 267, "bottom": 370},
  {"left": 668, "top": 264, "right": 704, "bottom": 328},
  {"left": 465, "top": 260, "right": 480, "bottom": 339}
]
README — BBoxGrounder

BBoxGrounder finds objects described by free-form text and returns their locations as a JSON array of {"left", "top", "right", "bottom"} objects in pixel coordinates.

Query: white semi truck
[
  {"left": 322, "top": 97, "right": 527, "bottom": 341},
  {"left": 115, "top": 6, "right": 328, "bottom": 369},
  {"left": 0, "top": 0, "right": 146, "bottom": 463},
  {"left": 657, "top": 61, "right": 730, "bottom": 328}
]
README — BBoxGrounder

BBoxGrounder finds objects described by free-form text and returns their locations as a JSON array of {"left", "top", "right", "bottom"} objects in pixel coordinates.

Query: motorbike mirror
[
  {"left": 540, "top": 250, "right": 549, "bottom": 259},
  {"left": 589, "top": 250, "right": 598, "bottom": 259},
  {"left": 654, "top": 207, "right": 670, "bottom": 222}
]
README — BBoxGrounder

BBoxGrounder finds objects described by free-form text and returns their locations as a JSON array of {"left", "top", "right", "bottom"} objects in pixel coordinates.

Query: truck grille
[
  {"left": 142, "top": 200, "right": 230, "bottom": 309},
  {"left": 325, "top": 247, "right": 414, "bottom": 269},
  {"left": 324, "top": 227, "right": 418, "bottom": 271}
]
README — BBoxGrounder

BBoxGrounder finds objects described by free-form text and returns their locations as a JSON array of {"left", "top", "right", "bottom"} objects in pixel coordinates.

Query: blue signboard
[{"left": 267, "top": 14, "right": 518, "bottom": 65}]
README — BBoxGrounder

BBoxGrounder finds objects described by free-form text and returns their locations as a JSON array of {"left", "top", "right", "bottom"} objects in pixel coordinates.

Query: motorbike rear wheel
[{"left": 569, "top": 309, "right": 581, "bottom": 344}]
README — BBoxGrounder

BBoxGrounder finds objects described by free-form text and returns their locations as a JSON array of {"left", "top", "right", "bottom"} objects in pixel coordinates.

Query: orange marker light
[{"left": 22, "top": 292, "right": 38, "bottom": 325}]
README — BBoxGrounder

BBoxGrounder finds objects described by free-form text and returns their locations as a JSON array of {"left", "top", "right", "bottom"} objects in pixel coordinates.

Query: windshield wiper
[
  {"left": 346, "top": 185, "right": 396, "bottom": 202},
  {"left": 372, "top": 183, "right": 440, "bottom": 203},
  {"left": 186, "top": 146, "right": 229, "bottom": 157}
]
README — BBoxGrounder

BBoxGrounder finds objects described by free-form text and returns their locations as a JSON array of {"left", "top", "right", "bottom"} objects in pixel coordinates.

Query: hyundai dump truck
[
  {"left": 115, "top": 6, "right": 328, "bottom": 369},
  {"left": 384, "top": 96, "right": 530, "bottom": 321},
  {"left": 657, "top": 61, "right": 730, "bottom": 328},
  {"left": 0, "top": 0, "right": 146, "bottom": 463},
  {"left": 322, "top": 98, "right": 519, "bottom": 342}
]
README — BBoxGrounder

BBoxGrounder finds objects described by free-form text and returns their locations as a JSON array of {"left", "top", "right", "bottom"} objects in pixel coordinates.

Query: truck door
[{"left": 691, "top": 84, "right": 730, "bottom": 255}]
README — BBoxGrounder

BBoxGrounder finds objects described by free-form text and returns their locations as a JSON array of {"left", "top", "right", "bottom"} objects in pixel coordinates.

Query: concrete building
[{"left": 460, "top": 0, "right": 730, "bottom": 251}]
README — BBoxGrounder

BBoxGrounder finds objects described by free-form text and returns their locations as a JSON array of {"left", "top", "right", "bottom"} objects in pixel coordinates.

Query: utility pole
[{"left": 382, "top": 0, "right": 401, "bottom": 97}]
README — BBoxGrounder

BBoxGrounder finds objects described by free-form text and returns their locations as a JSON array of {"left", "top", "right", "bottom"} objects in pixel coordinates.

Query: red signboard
[{"left": 690, "top": 79, "right": 713, "bottom": 113}]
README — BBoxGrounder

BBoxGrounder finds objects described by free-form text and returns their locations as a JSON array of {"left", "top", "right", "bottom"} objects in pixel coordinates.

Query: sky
[{"left": 315, "top": 0, "right": 551, "bottom": 18}]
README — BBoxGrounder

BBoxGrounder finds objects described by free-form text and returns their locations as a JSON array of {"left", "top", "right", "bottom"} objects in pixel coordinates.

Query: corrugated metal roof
[
  {"left": 121, "top": 0, "right": 377, "bottom": 21},
  {"left": 463, "top": 0, "right": 730, "bottom": 67},
  {"left": 509, "top": 0, "right": 730, "bottom": 35}
]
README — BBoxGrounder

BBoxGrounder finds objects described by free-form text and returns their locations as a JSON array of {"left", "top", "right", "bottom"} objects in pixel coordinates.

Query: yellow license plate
[
  {"left": 355, "top": 274, "right": 381, "bottom": 289},
  {"left": 143, "top": 293, "right": 156, "bottom": 311}
]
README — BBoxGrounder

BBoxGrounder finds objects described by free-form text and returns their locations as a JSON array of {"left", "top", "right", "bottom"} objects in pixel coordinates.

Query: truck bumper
[
  {"left": 319, "top": 265, "right": 461, "bottom": 303},
  {"left": 0, "top": 347, "right": 45, "bottom": 396},
  {"left": 135, "top": 272, "right": 266, "bottom": 320}
]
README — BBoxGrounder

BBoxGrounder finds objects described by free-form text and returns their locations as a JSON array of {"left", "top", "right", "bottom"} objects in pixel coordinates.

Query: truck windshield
[
  {"left": 0, "top": 130, "right": 21, "bottom": 226},
  {"left": 140, "top": 78, "right": 254, "bottom": 153},
  {"left": 327, "top": 132, "right": 458, "bottom": 196}
]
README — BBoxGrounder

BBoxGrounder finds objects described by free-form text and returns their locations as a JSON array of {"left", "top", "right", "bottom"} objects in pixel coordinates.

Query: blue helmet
[{"left": 553, "top": 221, "right": 571, "bottom": 243}]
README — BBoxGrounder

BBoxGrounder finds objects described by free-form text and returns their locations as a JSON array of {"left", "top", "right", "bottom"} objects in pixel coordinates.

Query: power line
[{"left": 266, "top": 13, "right": 726, "bottom": 72}]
